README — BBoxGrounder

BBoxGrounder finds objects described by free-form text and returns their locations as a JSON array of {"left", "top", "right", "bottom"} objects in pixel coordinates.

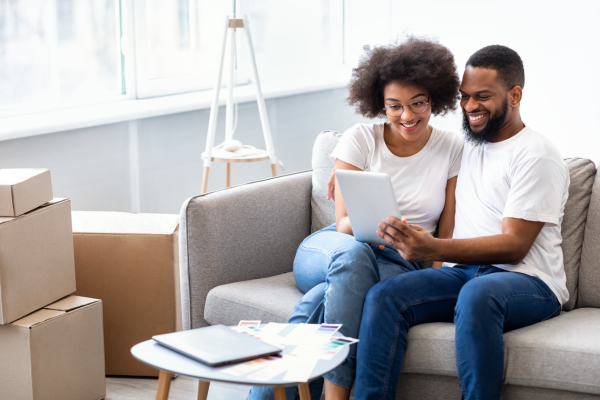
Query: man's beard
[{"left": 462, "top": 99, "right": 508, "bottom": 146}]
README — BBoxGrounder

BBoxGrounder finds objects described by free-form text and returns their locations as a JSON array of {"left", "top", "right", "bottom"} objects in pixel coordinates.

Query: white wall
[
  {"left": 382, "top": 0, "right": 600, "bottom": 163},
  {"left": 0, "top": 88, "right": 368, "bottom": 214}
]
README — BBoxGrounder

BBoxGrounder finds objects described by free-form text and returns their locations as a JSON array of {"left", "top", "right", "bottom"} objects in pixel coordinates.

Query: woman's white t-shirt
[{"left": 330, "top": 122, "right": 464, "bottom": 235}]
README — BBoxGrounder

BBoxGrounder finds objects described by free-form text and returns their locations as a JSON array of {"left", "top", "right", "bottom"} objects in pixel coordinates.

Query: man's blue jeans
[
  {"left": 355, "top": 265, "right": 562, "bottom": 400},
  {"left": 247, "top": 224, "right": 421, "bottom": 400}
]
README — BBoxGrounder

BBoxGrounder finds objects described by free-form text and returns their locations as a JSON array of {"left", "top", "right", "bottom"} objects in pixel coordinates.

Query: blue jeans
[
  {"left": 247, "top": 224, "right": 421, "bottom": 400},
  {"left": 355, "top": 265, "right": 562, "bottom": 400}
]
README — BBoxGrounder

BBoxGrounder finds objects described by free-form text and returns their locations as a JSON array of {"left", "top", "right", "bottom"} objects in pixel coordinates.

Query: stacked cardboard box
[
  {"left": 72, "top": 211, "right": 180, "bottom": 376},
  {"left": 0, "top": 169, "right": 106, "bottom": 400}
]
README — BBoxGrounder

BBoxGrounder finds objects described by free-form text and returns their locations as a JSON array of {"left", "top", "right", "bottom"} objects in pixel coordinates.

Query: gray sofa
[{"left": 179, "top": 131, "right": 600, "bottom": 399}]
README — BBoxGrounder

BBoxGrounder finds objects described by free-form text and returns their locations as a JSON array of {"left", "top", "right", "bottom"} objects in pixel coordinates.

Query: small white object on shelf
[{"left": 223, "top": 139, "right": 243, "bottom": 152}]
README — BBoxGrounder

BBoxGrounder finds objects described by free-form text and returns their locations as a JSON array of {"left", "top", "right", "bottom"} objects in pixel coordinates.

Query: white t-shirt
[
  {"left": 444, "top": 126, "right": 570, "bottom": 305},
  {"left": 330, "top": 122, "right": 464, "bottom": 235}
]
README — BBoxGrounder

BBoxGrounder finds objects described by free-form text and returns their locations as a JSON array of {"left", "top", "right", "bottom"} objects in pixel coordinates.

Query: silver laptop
[{"left": 152, "top": 325, "right": 282, "bottom": 367}]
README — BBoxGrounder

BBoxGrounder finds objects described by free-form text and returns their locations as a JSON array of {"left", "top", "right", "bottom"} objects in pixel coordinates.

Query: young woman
[{"left": 247, "top": 37, "right": 463, "bottom": 400}]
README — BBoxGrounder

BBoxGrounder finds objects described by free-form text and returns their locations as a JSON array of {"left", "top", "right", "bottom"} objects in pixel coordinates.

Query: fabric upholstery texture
[
  {"left": 399, "top": 310, "right": 600, "bottom": 395},
  {"left": 179, "top": 171, "right": 312, "bottom": 330},
  {"left": 561, "top": 158, "right": 597, "bottom": 310},
  {"left": 311, "top": 130, "right": 342, "bottom": 233},
  {"left": 579, "top": 162, "right": 600, "bottom": 308},
  {"left": 204, "top": 272, "right": 302, "bottom": 326},
  {"left": 396, "top": 374, "right": 600, "bottom": 400},
  {"left": 503, "top": 308, "right": 600, "bottom": 394}
]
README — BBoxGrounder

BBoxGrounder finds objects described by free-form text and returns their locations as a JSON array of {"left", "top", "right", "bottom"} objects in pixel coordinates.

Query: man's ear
[{"left": 509, "top": 86, "right": 523, "bottom": 107}]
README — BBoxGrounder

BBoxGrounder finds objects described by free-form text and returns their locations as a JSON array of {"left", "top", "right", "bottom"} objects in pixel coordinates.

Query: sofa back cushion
[
  {"left": 578, "top": 161, "right": 600, "bottom": 308},
  {"left": 561, "top": 158, "right": 597, "bottom": 310},
  {"left": 311, "top": 130, "right": 342, "bottom": 233}
]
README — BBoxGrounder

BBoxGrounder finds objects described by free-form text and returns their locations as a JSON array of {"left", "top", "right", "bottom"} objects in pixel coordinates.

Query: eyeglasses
[{"left": 383, "top": 97, "right": 430, "bottom": 117}]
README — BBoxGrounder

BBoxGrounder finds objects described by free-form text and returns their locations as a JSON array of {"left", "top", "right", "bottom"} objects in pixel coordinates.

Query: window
[
  {"left": 133, "top": 0, "right": 233, "bottom": 98},
  {"left": 1, "top": 0, "right": 385, "bottom": 119},
  {"left": 0, "top": 0, "right": 123, "bottom": 112}
]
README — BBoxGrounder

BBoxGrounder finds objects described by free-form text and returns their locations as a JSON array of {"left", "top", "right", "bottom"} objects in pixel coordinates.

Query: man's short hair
[{"left": 466, "top": 45, "right": 525, "bottom": 90}]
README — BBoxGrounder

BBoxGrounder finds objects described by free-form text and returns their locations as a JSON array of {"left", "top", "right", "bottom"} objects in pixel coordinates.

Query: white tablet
[{"left": 335, "top": 170, "right": 402, "bottom": 246}]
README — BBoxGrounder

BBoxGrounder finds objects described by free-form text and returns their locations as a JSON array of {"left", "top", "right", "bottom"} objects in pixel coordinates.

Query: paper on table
[
  {"left": 283, "top": 356, "right": 319, "bottom": 382},
  {"left": 246, "top": 354, "right": 294, "bottom": 381},
  {"left": 232, "top": 325, "right": 284, "bottom": 349},
  {"left": 281, "top": 323, "right": 342, "bottom": 345},
  {"left": 260, "top": 322, "right": 288, "bottom": 336},
  {"left": 221, "top": 355, "right": 282, "bottom": 376},
  {"left": 291, "top": 336, "right": 359, "bottom": 360}
]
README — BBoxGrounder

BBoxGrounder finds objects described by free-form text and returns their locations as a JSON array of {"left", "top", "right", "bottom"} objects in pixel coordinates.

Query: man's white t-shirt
[
  {"left": 330, "top": 122, "right": 464, "bottom": 235},
  {"left": 444, "top": 126, "right": 570, "bottom": 305}
]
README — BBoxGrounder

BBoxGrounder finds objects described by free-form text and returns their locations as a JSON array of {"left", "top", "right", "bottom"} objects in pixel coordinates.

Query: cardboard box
[
  {"left": 0, "top": 169, "right": 53, "bottom": 217},
  {"left": 0, "top": 198, "right": 76, "bottom": 324},
  {"left": 72, "top": 211, "right": 180, "bottom": 376},
  {"left": 0, "top": 296, "right": 106, "bottom": 400}
]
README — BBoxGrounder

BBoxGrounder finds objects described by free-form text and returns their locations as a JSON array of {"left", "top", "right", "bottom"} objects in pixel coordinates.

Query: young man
[{"left": 354, "top": 45, "right": 570, "bottom": 400}]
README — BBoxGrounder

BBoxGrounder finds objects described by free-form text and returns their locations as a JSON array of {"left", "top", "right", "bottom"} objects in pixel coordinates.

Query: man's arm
[{"left": 378, "top": 216, "right": 544, "bottom": 265}]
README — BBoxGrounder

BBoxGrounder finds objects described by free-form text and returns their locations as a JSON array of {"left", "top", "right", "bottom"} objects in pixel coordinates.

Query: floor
[
  {"left": 106, "top": 376, "right": 252, "bottom": 400},
  {"left": 105, "top": 376, "right": 344, "bottom": 399}
]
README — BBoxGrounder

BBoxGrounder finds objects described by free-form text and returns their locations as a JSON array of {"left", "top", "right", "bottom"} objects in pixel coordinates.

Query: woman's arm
[
  {"left": 334, "top": 159, "right": 363, "bottom": 235},
  {"left": 432, "top": 176, "right": 458, "bottom": 268}
]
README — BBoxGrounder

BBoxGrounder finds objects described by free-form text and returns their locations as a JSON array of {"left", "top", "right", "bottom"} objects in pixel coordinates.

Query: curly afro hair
[{"left": 348, "top": 36, "right": 460, "bottom": 119}]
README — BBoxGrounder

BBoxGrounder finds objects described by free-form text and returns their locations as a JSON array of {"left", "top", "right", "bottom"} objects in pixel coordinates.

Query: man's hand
[
  {"left": 327, "top": 167, "right": 338, "bottom": 201},
  {"left": 377, "top": 217, "right": 438, "bottom": 261}
]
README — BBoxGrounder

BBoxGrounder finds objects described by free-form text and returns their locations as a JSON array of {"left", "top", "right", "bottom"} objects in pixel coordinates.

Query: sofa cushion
[
  {"left": 503, "top": 308, "right": 600, "bottom": 395},
  {"left": 402, "top": 309, "right": 600, "bottom": 395},
  {"left": 204, "top": 272, "right": 303, "bottom": 326},
  {"left": 561, "top": 158, "right": 597, "bottom": 310},
  {"left": 311, "top": 130, "right": 342, "bottom": 233},
  {"left": 579, "top": 162, "right": 600, "bottom": 308}
]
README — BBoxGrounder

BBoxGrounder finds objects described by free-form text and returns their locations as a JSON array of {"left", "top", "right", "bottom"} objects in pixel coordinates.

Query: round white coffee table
[{"left": 131, "top": 325, "right": 350, "bottom": 400}]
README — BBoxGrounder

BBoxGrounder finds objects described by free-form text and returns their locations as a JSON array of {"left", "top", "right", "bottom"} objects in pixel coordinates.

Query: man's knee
[{"left": 455, "top": 280, "right": 501, "bottom": 323}]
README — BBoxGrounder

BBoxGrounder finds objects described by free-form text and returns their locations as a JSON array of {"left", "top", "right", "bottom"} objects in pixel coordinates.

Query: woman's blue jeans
[
  {"left": 354, "top": 265, "right": 562, "bottom": 400},
  {"left": 247, "top": 224, "right": 421, "bottom": 400}
]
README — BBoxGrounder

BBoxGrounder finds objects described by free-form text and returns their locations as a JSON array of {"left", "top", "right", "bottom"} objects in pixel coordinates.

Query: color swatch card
[
  {"left": 232, "top": 325, "right": 284, "bottom": 348},
  {"left": 281, "top": 323, "right": 342, "bottom": 345},
  {"left": 238, "top": 320, "right": 261, "bottom": 328},
  {"left": 311, "top": 324, "right": 343, "bottom": 343},
  {"left": 221, "top": 355, "right": 282, "bottom": 376},
  {"left": 291, "top": 336, "right": 358, "bottom": 360},
  {"left": 246, "top": 354, "right": 294, "bottom": 381}
]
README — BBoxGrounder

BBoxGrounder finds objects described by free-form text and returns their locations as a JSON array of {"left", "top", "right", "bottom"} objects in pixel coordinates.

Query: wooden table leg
[
  {"left": 298, "top": 383, "right": 310, "bottom": 400},
  {"left": 197, "top": 380, "right": 210, "bottom": 400},
  {"left": 274, "top": 386, "right": 286, "bottom": 400},
  {"left": 156, "top": 370, "right": 173, "bottom": 400}
]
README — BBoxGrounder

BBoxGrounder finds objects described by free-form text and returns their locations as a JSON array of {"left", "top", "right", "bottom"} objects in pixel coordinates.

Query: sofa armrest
[{"left": 179, "top": 171, "right": 313, "bottom": 330}]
